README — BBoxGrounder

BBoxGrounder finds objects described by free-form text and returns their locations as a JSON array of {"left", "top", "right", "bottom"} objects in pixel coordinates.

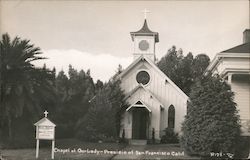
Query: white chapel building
[{"left": 118, "top": 19, "right": 189, "bottom": 142}]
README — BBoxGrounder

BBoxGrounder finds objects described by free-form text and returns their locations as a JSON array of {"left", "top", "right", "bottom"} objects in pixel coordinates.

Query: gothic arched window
[{"left": 168, "top": 105, "right": 175, "bottom": 128}]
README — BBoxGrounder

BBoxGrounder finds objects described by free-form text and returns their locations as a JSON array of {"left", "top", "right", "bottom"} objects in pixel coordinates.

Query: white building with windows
[
  {"left": 118, "top": 19, "right": 189, "bottom": 143},
  {"left": 206, "top": 29, "right": 250, "bottom": 136}
]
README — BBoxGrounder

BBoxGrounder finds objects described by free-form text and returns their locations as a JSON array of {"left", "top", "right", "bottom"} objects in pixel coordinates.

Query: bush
[
  {"left": 1, "top": 136, "right": 35, "bottom": 149},
  {"left": 161, "top": 128, "right": 179, "bottom": 144},
  {"left": 119, "top": 129, "right": 127, "bottom": 143},
  {"left": 0, "top": 117, "right": 36, "bottom": 149},
  {"left": 181, "top": 75, "right": 241, "bottom": 157},
  {"left": 55, "top": 123, "right": 75, "bottom": 139},
  {"left": 152, "top": 128, "right": 155, "bottom": 144},
  {"left": 234, "top": 136, "right": 250, "bottom": 159},
  {"left": 75, "top": 80, "right": 127, "bottom": 142}
]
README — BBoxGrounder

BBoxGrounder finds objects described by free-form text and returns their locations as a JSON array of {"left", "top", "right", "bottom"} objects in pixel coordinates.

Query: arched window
[{"left": 168, "top": 105, "right": 175, "bottom": 128}]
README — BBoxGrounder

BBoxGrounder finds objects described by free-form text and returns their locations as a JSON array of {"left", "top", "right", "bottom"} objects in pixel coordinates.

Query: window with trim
[
  {"left": 136, "top": 70, "right": 150, "bottom": 85},
  {"left": 168, "top": 105, "right": 175, "bottom": 128}
]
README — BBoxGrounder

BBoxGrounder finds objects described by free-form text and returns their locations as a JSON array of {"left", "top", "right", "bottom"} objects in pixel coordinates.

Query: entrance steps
[{"left": 129, "top": 139, "right": 147, "bottom": 145}]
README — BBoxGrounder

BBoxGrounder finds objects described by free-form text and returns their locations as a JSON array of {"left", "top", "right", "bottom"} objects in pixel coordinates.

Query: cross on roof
[
  {"left": 142, "top": 8, "right": 150, "bottom": 19},
  {"left": 44, "top": 110, "right": 48, "bottom": 118}
]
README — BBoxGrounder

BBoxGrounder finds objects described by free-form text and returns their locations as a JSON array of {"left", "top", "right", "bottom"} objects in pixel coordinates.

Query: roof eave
[
  {"left": 119, "top": 55, "right": 189, "bottom": 100},
  {"left": 205, "top": 51, "right": 250, "bottom": 75},
  {"left": 130, "top": 32, "right": 159, "bottom": 42}
]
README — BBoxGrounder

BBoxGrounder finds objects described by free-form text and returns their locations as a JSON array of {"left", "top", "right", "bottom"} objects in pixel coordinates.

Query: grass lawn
[{"left": 1, "top": 139, "right": 199, "bottom": 160}]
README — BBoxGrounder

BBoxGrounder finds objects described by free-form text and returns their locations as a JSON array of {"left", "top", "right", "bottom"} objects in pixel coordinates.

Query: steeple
[
  {"left": 130, "top": 20, "right": 159, "bottom": 42},
  {"left": 130, "top": 18, "right": 159, "bottom": 63}
]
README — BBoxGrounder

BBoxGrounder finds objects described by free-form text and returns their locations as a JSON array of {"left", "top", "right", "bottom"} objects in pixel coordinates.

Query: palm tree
[{"left": 0, "top": 33, "right": 55, "bottom": 139}]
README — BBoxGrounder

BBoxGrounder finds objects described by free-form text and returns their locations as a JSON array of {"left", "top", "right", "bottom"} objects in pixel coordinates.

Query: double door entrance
[{"left": 132, "top": 108, "right": 149, "bottom": 139}]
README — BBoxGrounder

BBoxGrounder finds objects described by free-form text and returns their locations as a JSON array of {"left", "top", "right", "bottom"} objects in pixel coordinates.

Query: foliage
[
  {"left": 0, "top": 33, "right": 56, "bottom": 141},
  {"left": 192, "top": 54, "right": 210, "bottom": 79},
  {"left": 75, "top": 78, "right": 127, "bottom": 142},
  {"left": 157, "top": 46, "right": 181, "bottom": 85},
  {"left": 234, "top": 136, "right": 250, "bottom": 159},
  {"left": 181, "top": 74, "right": 241, "bottom": 157},
  {"left": 0, "top": 32, "right": 122, "bottom": 144},
  {"left": 54, "top": 66, "right": 95, "bottom": 138},
  {"left": 119, "top": 129, "right": 126, "bottom": 143},
  {"left": 161, "top": 128, "right": 179, "bottom": 144},
  {"left": 157, "top": 46, "right": 210, "bottom": 95},
  {"left": 152, "top": 128, "right": 155, "bottom": 143}
]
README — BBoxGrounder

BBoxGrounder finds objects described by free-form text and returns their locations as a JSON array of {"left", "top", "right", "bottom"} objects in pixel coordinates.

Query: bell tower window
[
  {"left": 130, "top": 19, "right": 159, "bottom": 63},
  {"left": 139, "top": 40, "right": 149, "bottom": 51}
]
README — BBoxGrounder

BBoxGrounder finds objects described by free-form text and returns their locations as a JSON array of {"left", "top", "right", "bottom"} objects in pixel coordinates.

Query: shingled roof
[
  {"left": 130, "top": 19, "right": 159, "bottom": 42},
  {"left": 221, "top": 42, "right": 250, "bottom": 53}
]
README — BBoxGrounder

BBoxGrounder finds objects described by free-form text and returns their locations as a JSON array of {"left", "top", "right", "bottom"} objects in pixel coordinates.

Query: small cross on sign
[
  {"left": 44, "top": 110, "right": 48, "bottom": 118},
  {"left": 142, "top": 8, "right": 150, "bottom": 19}
]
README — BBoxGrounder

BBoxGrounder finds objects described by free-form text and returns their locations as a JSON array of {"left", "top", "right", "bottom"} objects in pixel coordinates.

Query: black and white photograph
[{"left": 0, "top": 0, "right": 249, "bottom": 159}]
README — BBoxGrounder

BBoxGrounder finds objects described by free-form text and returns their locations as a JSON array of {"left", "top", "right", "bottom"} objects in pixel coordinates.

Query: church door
[{"left": 132, "top": 108, "right": 149, "bottom": 139}]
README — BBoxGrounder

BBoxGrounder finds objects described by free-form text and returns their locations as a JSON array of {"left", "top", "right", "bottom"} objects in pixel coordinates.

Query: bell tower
[{"left": 130, "top": 10, "right": 159, "bottom": 63}]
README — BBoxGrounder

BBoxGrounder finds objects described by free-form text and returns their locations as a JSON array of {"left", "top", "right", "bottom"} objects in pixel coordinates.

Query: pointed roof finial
[
  {"left": 44, "top": 110, "right": 48, "bottom": 118},
  {"left": 130, "top": 9, "right": 159, "bottom": 42},
  {"left": 142, "top": 8, "right": 150, "bottom": 19}
]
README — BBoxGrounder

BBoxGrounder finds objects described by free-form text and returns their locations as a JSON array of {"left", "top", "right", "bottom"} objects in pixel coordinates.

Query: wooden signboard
[
  {"left": 37, "top": 126, "right": 55, "bottom": 140},
  {"left": 34, "top": 111, "right": 56, "bottom": 159}
]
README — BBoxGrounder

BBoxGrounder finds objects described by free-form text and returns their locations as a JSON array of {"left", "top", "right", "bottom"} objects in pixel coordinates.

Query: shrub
[
  {"left": 181, "top": 75, "right": 241, "bottom": 157},
  {"left": 234, "top": 136, "right": 250, "bottom": 159},
  {"left": 119, "top": 129, "right": 127, "bottom": 143},
  {"left": 0, "top": 116, "right": 36, "bottom": 149},
  {"left": 161, "top": 128, "right": 179, "bottom": 144},
  {"left": 75, "top": 79, "right": 127, "bottom": 142},
  {"left": 152, "top": 128, "right": 155, "bottom": 143}
]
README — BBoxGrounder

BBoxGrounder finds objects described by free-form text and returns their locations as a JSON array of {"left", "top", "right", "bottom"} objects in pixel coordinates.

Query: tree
[
  {"left": 181, "top": 74, "right": 241, "bottom": 157},
  {"left": 192, "top": 54, "right": 210, "bottom": 79},
  {"left": 176, "top": 52, "right": 194, "bottom": 94},
  {"left": 55, "top": 70, "right": 70, "bottom": 103},
  {"left": 157, "top": 46, "right": 210, "bottom": 95},
  {"left": 75, "top": 79, "right": 127, "bottom": 142},
  {"left": 157, "top": 46, "right": 180, "bottom": 84},
  {"left": 95, "top": 80, "right": 104, "bottom": 91},
  {"left": 0, "top": 33, "right": 55, "bottom": 140},
  {"left": 54, "top": 66, "right": 95, "bottom": 138},
  {"left": 158, "top": 46, "right": 191, "bottom": 94}
]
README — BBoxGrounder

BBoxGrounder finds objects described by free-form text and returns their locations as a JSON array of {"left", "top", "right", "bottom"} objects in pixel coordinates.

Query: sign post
[
  {"left": 52, "top": 140, "right": 55, "bottom": 159},
  {"left": 34, "top": 111, "right": 56, "bottom": 159},
  {"left": 35, "top": 139, "right": 39, "bottom": 158}
]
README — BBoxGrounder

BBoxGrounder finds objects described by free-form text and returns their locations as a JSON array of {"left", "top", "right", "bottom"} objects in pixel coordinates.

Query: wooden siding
[
  {"left": 231, "top": 76, "right": 250, "bottom": 120},
  {"left": 120, "top": 60, "right": 188, "bottom": 137}
]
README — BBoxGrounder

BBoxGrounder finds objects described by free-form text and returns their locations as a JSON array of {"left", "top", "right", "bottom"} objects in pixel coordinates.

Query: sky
[{"left": 1, "top": 0, "right": 249, "bottom": 82}]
